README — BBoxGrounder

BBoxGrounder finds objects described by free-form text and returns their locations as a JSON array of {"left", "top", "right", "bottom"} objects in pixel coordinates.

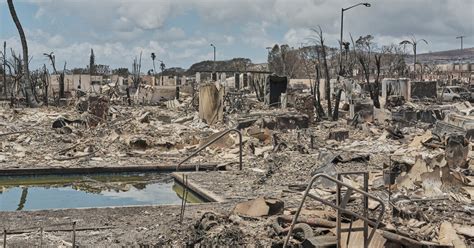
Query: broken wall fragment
[{"left": 198, "top": 83, "right": 224, "bottom": 125}]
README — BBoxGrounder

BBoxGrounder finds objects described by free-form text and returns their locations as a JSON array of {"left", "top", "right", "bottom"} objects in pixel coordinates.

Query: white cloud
[
  {"left": 154, "top": 27, "right": 187, "bottom": 42},
  {"left": 116, "top": 1, "right": 172, "bottom": 30},
  {"left": 284, "top": 28, "right": 314, "bottom": 47},
  {"left": 241, "top": 22, "right": 276, "bottom": 48},
  {"left": 173, "top": 37, "right": 208, "bottom": 49},
  {"left": 2, "top": 0, "right": 473, "bottom": 69}
]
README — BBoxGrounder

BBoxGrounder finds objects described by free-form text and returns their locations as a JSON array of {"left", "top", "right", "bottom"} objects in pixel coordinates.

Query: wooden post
[{"left": 72, "top": 221, "right": 76, "bottom": 247}]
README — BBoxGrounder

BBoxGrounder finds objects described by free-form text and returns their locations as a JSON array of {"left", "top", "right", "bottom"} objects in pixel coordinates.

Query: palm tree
[
  {"left": 151, "top": 52, "right": 156, "bottom": 84},
  {"left": 43, "top": 52, "right": 57, "bottom": 73},
  {"left": 159, "top": 60, "right": 165, "bottom": 86},
  {"left": 399, "top": 36, "right": 428, "bottom": 79},
  {"left": 89, "top": 48, "right": 95, "bottom": 75},
  {"left": 7, "top": 0, "right": 38, "bottom": 107}
]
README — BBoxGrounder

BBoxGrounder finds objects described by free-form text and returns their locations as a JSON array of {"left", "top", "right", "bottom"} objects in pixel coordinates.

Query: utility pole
[{"left": 456, "top": 35, "right": 465, "bottom": 50}]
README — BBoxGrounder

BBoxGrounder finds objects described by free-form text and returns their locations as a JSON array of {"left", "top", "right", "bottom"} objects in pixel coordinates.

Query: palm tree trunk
[
  {"left": 152, "top": 60, "right": 156, "bottom": 85},
  {"left": 413, "top": 44, "right": 417, "bottom": 80},
  {"left": 7, "top": 0, "right": 38, "bottom": 107}
]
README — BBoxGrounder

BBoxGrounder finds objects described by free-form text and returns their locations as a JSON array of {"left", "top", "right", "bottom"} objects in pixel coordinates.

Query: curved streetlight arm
[{"left": 343, "top": 2, "right": 370, "bottom": 11}]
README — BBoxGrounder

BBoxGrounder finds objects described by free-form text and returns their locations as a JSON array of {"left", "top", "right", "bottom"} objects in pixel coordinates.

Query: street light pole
[
  {"left": 339, "top": 2, "right": 371, "bottom": 75},
  {"left": 456, "top": 35, "right": 465, "bottom": 50},
  {"left": 339, "top": 8, "right": 344, "bottom": 75},
  {"left": 210, "top": 43, "right": 216, "bottom": 81},
  {"left": 212, "top": 45, "right": 216, "bottom": 62}
]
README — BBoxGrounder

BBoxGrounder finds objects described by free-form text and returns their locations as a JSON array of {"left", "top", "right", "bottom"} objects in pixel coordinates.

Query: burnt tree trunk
[
  {"left": 321, "top": 45, "right": 332, "bottom": 118},
  {"left": 7, "top": 0, "right": 38, "bottom": 107},
  {"left": 314, "top": 64, "right": 325, "bottom": 118},
  {"left": 59, "top": 62, "right": 66, "bottom": 99},
  {"left": 373, "top": 54, "right": 382, "bottom": 108},
  {"left": 3, "top": 42, "right": 6, "bottom": 97},
  {"left": 332, "top": 89, "right": 342, "bottom": 121},
  {"left": 43, "top": 65, "right": 49, "bottom": 106}
]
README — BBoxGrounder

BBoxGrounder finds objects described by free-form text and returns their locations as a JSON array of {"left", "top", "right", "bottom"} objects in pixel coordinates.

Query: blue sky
[{"left": 1, "top": 0, "right": 473, "bottom": 72}]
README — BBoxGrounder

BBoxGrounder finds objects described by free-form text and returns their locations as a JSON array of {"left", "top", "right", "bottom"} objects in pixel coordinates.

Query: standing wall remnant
[
  {"left": 381, "top": 78, "right": 410, "bottom": 102},
  {"left": 264, "top": 75, "right": 288, "bottom": 106},
  {"left": 199, "top": 83, "right": 224, "bottom": 125}
]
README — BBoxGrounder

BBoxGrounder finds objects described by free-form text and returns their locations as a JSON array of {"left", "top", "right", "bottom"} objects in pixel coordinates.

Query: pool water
[{"left": 0, "top": 173, "right": 202, "bottom": 211}]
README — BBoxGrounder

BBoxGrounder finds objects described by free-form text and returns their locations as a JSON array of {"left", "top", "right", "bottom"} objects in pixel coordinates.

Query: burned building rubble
[
  {"left": 1, "top": 69, "right": 473, "bottom": 247},
  {"left": 1, "top": 3, "right": 474, "bottom": 245}
]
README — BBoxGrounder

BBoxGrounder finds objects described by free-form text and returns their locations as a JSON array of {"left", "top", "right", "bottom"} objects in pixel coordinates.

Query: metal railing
[
  {"left": 3, "top": 221, "right": 76, "bottom": 248},
  {"left": 336, "top": 171, "right": 370, "bottom": 248},
  {"left": 283, "top": 173, "right": 385, "bottom": 248},
  {"left": 176, "top": 129, "right": 243, "bottom": 171}
]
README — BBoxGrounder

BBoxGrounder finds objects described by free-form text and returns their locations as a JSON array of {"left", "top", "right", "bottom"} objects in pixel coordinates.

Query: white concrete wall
[{"left": 49, "top": 74, "right": 105, "bottom": 96}]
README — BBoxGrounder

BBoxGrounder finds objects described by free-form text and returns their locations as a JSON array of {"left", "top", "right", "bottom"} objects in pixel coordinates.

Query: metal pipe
[
  {"left": 364, "top": 173, "right": 369, "bottom": 248},
  {"left": 183, "top": 175, "right": 189, "bottom": 219},
  {"left": 180, "top": 174, "right": 186, "bottom": 223},
  {"left": 2, "top": 222, "right": 79, "bottom": 247},
  {"left": 176, "top": 129, "right": 243, "bottom": 171},
  {"left": 336, "top": 172, "right": 370, "bottom": 247},
  {"left": 283, "top": 173, "right": 384, "bottom": 247},
  {"left": 180, "top": 174, "right": 190, "bottom": 223},
  {"left": 336, "top": 172, "right": 342, "bottom": 246}
]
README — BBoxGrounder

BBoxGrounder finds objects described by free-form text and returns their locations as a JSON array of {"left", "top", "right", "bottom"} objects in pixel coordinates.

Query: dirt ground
[{"left": 0, "top": 203, "right": 237, "bottom": 247}]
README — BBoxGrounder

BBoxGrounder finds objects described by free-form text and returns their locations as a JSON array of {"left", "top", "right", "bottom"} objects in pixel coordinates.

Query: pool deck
[
  {"left": 0, "top": 202, "right": 234, "bottom": 247},
  {"left": 171, "top": 172, "right": 226, "bottom": 202}
]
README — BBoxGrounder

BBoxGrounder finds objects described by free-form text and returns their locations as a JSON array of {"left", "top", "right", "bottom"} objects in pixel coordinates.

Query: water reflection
[
  {"left": 16, "top": 187, "right": 28, "bottom": 211},
  {"left": 0, "top": 173, "right": 204, "bottom": 211}
]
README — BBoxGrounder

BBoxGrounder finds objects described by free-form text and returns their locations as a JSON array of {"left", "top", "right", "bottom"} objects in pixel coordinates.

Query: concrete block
[{"left": 328, "top": 129, "right": 349, "bottom": 141}]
